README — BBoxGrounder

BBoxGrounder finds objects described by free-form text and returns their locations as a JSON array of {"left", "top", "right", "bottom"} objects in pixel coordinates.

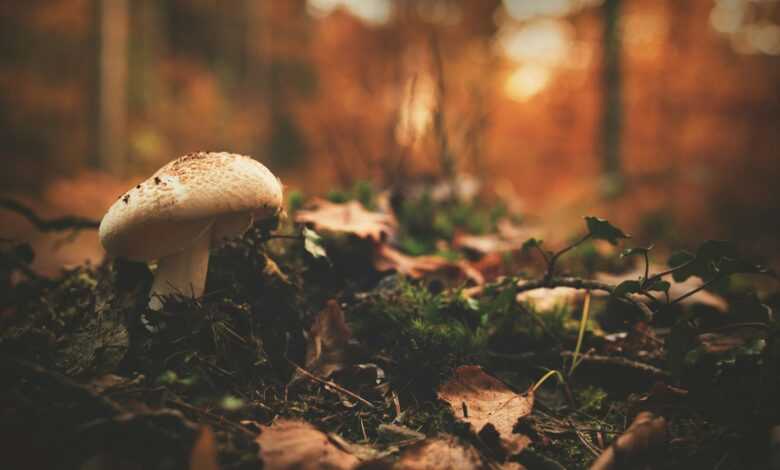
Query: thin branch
[
  {"left": 0, "top": 198, "right": 100, "bottom": 232},
  {"left": 168, "top": 397, "right": 255, "bottom": 438},
  {"left": 560, "top": 351, "right": 669, "bottom": 378},
  {"left": 668, "top": 274, "right": 724, "bottom": 306},
  {"left": 516, "top": 276, "right": 655, "bottom": 320},
  {"left": 1, "top": 355, "right": 122, "bottom": 415},
  {"left": 645, "top": 259, "right": 695, "bottom": 284}
]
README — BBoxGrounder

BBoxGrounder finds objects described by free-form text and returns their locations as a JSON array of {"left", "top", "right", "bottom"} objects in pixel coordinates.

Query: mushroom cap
[{"left": 99, "top": 152, "right": 283, "bottom": 261}]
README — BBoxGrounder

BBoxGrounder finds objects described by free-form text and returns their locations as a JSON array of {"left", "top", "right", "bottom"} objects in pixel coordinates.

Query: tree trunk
[
  {"left": 98, "top": 0, "right": 128, "bottom": 175},
  {"left": 600, "top": 0, "right": 623, "bottom": 195}
]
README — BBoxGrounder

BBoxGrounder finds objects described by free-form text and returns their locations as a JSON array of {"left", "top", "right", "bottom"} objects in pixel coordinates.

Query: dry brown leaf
[
  {"left": 391, "top": 435, "right": 487, "bottom": 470},
  {"left": 375, "top": 244, "right": 484, "bottom": 286},
  {"left": 595, "top": 267, "right": 728, "bottom": 312},
  {"left": 190, "top": 427, "right": 220, "bottom": 470},
  {"left": 516, "top": 280, "right": 584, "bottom": 312},
  {"left": 295, "top": 300, "right": 353, "bottom": 382},
  {"left": 437, "top": 366, "right": 534, "bottom": 455},
  {"left": 696, "top": 326, "right": 767, "bottom": 353},
  {"left": 589, "top": 411, "right": 668, "bottom": 470},
  {"left": 453, "top": 219, "right": 534, "bottom": 255},
  {"left": 295, "top": 198, "right": 396, "bottom": 242},
  {"left": 256, "top": 420, "right": 359, "bottom": 470}
]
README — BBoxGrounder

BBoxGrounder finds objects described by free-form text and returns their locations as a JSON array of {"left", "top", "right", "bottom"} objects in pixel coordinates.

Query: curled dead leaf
[
  {"left": 589, "top": 411, "right": 668, "bottom": 470},
  {"left": 294, "top": 299, "right": 353, "bottom": 383},
  {"left": 437, "top": 366, "right": 534, "bottom": 456},
  {"left": 256, "top": 420, "right": 360, "bottom": 470},
  {"left": 295, "top": 198, "right": 396, "bottom": 242},
  {"left": 374, "top": 245, "right": 484, "bottom": 286}
]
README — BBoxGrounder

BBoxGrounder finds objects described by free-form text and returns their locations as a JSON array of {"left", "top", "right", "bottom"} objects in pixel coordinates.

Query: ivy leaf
[
  {"left": 521, "top": 238, "right": 543, "bottom": 252},
  {"left": 302, "top": 227, "right": 328, "bottom": 260},
  {"left": 668, "top": 250, "right": 695, "bottom": 268},
  {"left": 613, "top": 280, "right": 642, "bottom": 297},
  {"left": 668, "top": 241, "right": 761, "bottom": 282},
  {"left": 646, "top": 279, "right": 671, "bottom": 294},
  {"left": 621, "top": 245, "right": 654, "bottom": 258},
  {"left": 718, "top": 257, "right": 777, "bottom": 278},
  {"left": 584, "top": 216, "right": 630, "bottom": 245}
]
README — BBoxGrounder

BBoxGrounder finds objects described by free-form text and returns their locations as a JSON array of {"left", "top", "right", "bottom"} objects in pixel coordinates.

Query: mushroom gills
[{"left": 148, "top": 220, "right": 214, "bottom": 310}]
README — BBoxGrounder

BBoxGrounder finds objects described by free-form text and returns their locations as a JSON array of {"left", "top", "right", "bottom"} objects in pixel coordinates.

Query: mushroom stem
[{"left": 148, "top": 222, "right": 213, "bottom": 310}]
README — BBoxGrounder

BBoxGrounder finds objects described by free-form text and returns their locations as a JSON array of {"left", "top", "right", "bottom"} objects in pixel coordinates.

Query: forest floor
[{"left": 1, "top": 182, "right": 778, "bottom": 470}]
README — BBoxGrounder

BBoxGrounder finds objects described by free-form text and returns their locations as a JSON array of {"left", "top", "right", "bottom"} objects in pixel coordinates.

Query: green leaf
[
  {"left": 302, "top": 227, "right": 328, "bottom": 259},
  {"left": 620, "top": 245, "right": 653, "bottom": 258},
  {"left": 521, "top": 237, "right": 543, "bottom": 252},
  {"left": 646, "top": 279, "right": 671, "bottom": 293},
  {"left": 718, "top": 257, "right": 777, "bottom": 278},
  {"left": 220, "top": 395, "right": 245, "bottom": 411},
  {"left": 613, "top": 280, "right": 642, "bottom": 297},
  {"left": 584, "top": 216, "right": 630, "bottom": 245},
  {"left": 668, "top": 250, "right": 695, "bottom": 268}
]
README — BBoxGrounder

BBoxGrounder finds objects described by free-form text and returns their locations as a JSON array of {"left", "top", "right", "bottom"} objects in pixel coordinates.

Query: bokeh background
[{"left": 1, "top": 0, "right": 778, "bottom": 273}]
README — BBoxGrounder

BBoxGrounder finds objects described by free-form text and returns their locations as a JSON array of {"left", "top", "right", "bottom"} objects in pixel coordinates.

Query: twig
[
  {"left": 1, "top": 355, "right": 122, "bottom": 415},
  {"left": 516, "top": 276, "right": 655, "bottom": 320},
  {"left": 287, "top": 360, "right": 375, "bottom": 408},
  {"left": 560, "top": 351, "right": 669, "bottom": 379},
  {"left": 0, "top": 197, "right": 100, "bottom": 232},
  {"left": 668, "top": 274, "right": 724, "bottom": 306},
  {"left": 167, "top": 397, "right": 255, "bottom": 438}
]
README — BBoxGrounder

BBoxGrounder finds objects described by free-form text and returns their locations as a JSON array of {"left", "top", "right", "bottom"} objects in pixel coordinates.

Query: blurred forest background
[{"left": 1, "top": 0, "right": 779, "bottom": 273}]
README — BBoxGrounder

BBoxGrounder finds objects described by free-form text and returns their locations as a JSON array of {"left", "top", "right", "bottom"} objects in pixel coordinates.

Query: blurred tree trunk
[
  {"left": 600, "top": 0, "right": 623, "bottom": 195},
  {"left": 98, "top": 0, "right": 128, "bottom": 175}
]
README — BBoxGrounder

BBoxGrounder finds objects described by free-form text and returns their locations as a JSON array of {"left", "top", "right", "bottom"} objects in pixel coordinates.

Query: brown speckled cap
[{"left": 99, "top": 152, "right": 283, "bottom": 261}]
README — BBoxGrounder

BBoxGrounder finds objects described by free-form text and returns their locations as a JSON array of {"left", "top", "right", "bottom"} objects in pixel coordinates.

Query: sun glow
[{"left": 504, "top": 64, "right": 551, "bottom": 101}]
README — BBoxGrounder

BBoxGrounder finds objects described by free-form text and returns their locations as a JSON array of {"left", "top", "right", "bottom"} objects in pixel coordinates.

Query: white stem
[{"left": 148, "top": 222, "right": 213, "bottom": 310}]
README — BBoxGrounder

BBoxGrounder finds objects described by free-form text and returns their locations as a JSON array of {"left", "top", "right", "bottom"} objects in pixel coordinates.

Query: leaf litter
[{"left": 1, "top": 184, "right": 778, "bottom": 470}]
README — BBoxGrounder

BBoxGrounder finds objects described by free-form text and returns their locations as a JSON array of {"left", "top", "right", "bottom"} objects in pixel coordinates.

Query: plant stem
[
  {"left": 545, "top": 233, "right": 592, "bottom": 281},
  {"left": 645, "top": 259, "right": 695, "bottom": 284},
  {"left": 668, "top": 274, "right": 724, "bottom": 306}
]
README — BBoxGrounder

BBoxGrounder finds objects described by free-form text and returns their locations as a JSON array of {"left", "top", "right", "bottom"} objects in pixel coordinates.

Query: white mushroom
[{"left": 99, "top": 152, "right": 283, "bottom": 310}]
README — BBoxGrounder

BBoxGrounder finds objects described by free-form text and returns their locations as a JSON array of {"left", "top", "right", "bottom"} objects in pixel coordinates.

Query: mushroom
[{"left": 99, "top": 152, "right": 283, "bottom": 310}]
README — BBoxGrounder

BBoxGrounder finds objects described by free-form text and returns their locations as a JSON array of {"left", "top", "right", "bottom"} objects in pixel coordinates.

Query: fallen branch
[
  {"left": 516, "top": 277, "right": 655, "bottom": 320},
  {"left": 560, "top": 351, "right": 669, "bottom": 379},
  {"left": 0, "top": 197, "right": 100, "bottom": 232},
  {"left": 1, "top": 355, "right": 122, "bottom": 416},
  {"left": 287, "top": 360, "right": 375, "bottom": 408}
]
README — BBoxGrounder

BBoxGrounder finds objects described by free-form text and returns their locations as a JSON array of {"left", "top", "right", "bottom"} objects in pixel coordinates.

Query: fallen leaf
[
  {"left": 453, "top": 219, "right": 535, "bottom": 255},
  {"left": 375, "top": 245, "right": 484, "bottom": 286},
  {"left": 295, "top": 198, "right": 396, "bottom": 242},
  {"left": 190, "top": 427, "right": 220, "bottom": 470},
  {"left": 391, "top": 435, "right": 490, "bottom": 470},
  {"left": 589, "top": 411, "right": 668, "bottom": 470},
  {"left": 295, "top": 300, "right": 353, "bottom": 382},
  {"left": 516, "top": 281, "right": 583, "bottom": 312},
  {"left": 696, "top": 327, "right": 767, "bottom": 354},
  {"left": 256, "top": 420, "right": 360, "bottom": 470},
  {"left": 437, "top": 365, "right": 534, "bottom": 455}
]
